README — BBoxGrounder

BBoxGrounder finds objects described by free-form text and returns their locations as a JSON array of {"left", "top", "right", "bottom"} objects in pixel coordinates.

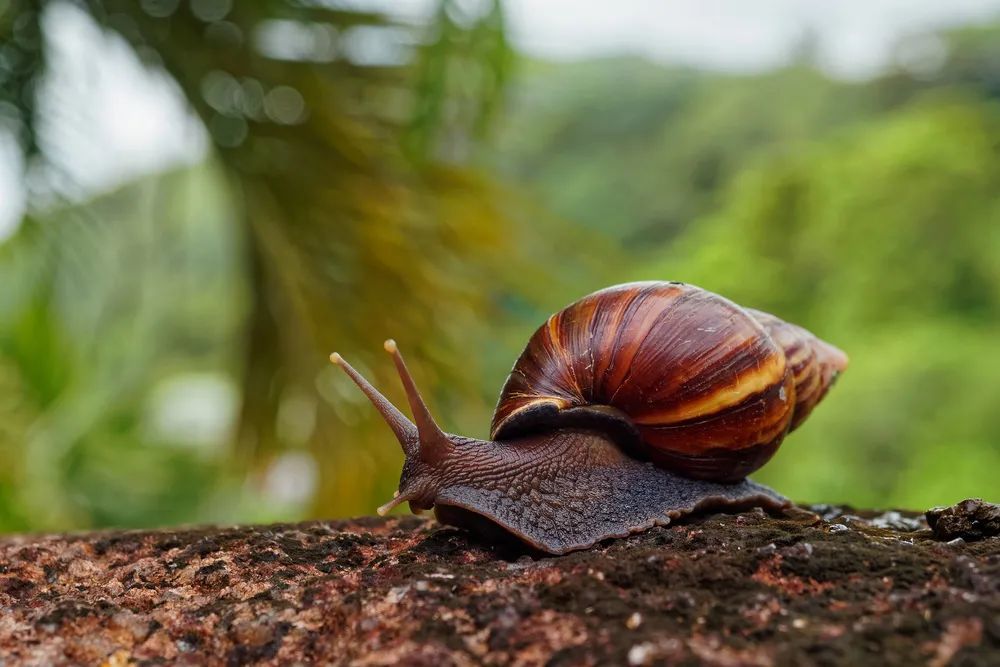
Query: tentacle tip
[
  {"left": 376, "top": 491, "right": 405, "bottom": 516},
  {"left": 329, "top": 352, "right": 343, "bottom": 366},
  {"left": 383, "top": 339, "right": 398, "bottom": 354}
]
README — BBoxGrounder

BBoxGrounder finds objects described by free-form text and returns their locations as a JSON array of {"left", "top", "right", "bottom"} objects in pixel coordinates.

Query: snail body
[{"left": 330, "top": 281, "right": 847, "bottom": 554}]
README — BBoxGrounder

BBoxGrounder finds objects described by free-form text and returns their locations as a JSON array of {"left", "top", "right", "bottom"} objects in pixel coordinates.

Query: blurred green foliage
[
  {"left": 650, "top": 97, "right": 1000, "bottom": 507},
  {"left": 0, "top": 4, "right": 997, "bottom": 532},
  {"left": 494, "top": 26, "right": 1000, "bottom": 509}
]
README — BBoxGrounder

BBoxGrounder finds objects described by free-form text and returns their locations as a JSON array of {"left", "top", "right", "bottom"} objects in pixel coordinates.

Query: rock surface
[
  {"left": 0, "top": 503, "right": 998, "bottom": 666},
  {"left": 927, "top": 498, "right": 1000, "bottom": 543}
]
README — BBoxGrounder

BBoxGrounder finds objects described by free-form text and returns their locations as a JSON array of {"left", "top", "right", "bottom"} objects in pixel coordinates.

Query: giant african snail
[{"left": 329, "top": 281, "right": 847, "bottom": 554}]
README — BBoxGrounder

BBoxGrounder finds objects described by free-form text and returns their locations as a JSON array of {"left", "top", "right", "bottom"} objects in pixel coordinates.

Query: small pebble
[
  {"left": 869, "top": 510, "right": 925, "bottom": 532},
  {"left": 946, "top": 537, "right": 966, "bottom": 547},
  {"left": 792, "top": 618, "right": 808, "bottom": 629},
  {"left": 829, "top": 524, "right": 849, "bottom": 534},
  {"left": 810, "top": 504, "right": 845, "bottom": 522},
  {"left": 628, "top": 643, "right": 653, "bottom": 666},
  {"left": 110, "top": 610, "right": 150, "bottom": 641},
  {"left": 386, "top": 585, "right": 409, "bottom": 603},
  {"left": 507, "top": 555, "right": 537, "bottom": 571},
  {"left": 626, "top": 612, "right": 643, "bottom": 630},
  {"left": 782, "top": 542, "right": 814, "bottom": 558},
  {"left": 927, "top": 498, "right": 1000, "bottom": 542}
]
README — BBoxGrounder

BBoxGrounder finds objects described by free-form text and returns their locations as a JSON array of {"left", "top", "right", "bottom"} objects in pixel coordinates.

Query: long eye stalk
[
  {"left": 329, "top": 352, "right": 418, "bottom": 456},
  {"left": 383, "top": 340, "right": 452, "bottom": 464},
  {"left": 330, "top": 342, "right": 454, "bottom": 515}
]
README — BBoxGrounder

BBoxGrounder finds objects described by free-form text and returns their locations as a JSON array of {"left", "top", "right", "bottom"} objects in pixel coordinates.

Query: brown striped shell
[{"left": 490, "top": 282, "right": 848, "bottom": 482}]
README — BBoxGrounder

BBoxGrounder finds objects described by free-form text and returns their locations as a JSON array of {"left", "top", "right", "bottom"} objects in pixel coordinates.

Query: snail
[{"left": 330, "top": 281, "right": 847, "bottom": 554}]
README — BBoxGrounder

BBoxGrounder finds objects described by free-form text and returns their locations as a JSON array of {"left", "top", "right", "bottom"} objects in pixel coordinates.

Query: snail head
[{"left": 329, "top": 340, "right": 456, "bottom": 515}]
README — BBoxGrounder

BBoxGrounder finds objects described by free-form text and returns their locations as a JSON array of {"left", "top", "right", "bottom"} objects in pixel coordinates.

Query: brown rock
[
  {"left": 926, "top": 498, "right": 1000, "bottom": 542},
  {"left": 0, "top": 507, "right": 997, "bottom": 665}
]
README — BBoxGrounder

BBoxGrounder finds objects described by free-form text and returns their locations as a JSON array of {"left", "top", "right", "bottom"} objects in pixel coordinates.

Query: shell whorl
[
  {"left": 745, "top": 308, "right": 848, "bottom": 432},
  {"left": 490, "top": 282, "right": 847, "bottom": 482}
]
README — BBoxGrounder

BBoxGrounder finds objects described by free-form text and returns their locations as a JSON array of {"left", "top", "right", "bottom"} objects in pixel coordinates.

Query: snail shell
[{"left": 491, "top": 282, "right": 847, "bottom": 482}]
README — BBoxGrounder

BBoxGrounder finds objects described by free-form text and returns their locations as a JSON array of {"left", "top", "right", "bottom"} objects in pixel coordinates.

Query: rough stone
[
  {"left": 926, "top": 498, "right": 1000, "bottom": 542},
  {"left": 0, "top": 505, "right": 997, "bottom": 666}
]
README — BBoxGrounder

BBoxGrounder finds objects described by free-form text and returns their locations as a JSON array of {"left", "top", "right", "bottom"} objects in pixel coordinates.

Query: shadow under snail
[{"left": 330, "top": 281, "right": 848, "bottom": 555}]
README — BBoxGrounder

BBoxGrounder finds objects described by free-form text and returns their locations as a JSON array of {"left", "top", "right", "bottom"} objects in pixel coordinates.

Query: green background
[{"left": 1, "top": 2, "right": 998, "bottom": 532}]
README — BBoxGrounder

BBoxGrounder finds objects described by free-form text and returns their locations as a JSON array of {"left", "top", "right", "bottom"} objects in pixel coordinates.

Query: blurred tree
[
  {"left": 0, "top": 0, "right": 608, "bottom": 530},
  {"left": 494, "top": 22, "right": 1000, "bottom": 509},
  {"left": 0, "top": 165, "right": 242, "bottom": 529},
  {"left": 494, "top": 20, "right": 1000, "bottom": 254},
  {"left": 647, "top": 97, "right": 1000, "bottom": 508},
  {"left": 882, "top": 22, "right": 1000, "bottom": 103},
  {"left": 493, "top": 58, "right": 886, "bottom": 248},
  {"left": 0, "top": 0, "right": 45, "bottom": 155},
  {"left": 5, "top": 3, "right": 999, "bottom": 531}
]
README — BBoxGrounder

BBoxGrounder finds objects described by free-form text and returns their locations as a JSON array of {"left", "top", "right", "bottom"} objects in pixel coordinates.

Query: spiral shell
[
  {"left": 490, "top": 282, "right": 847, "bottom": 482},
  {"left": 745, "top": 308, "right": 848, "bottom": 433}
]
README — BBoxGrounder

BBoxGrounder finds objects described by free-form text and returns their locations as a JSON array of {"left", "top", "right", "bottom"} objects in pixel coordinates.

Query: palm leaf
[{"left": 1, "top": 0, "right": 579, "bottom": 524}]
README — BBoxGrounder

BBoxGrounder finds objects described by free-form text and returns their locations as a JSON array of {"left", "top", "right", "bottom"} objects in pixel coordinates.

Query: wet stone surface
[{"left": 0, "top": 504, "right": 997, "bottom": 666}]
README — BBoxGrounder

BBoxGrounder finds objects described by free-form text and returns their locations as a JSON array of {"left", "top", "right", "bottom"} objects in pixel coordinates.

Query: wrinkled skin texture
[{"left": 402, "top": 429, "right": 789, "bottom": 554}]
